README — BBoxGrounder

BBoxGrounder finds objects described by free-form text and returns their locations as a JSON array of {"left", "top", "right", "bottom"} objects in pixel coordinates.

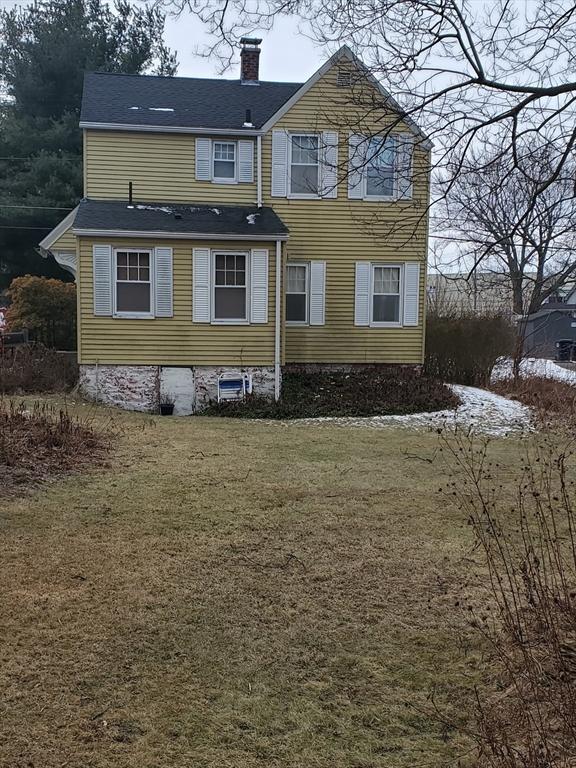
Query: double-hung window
[
  {"left": 365, "top": 136, "right": 396, "bottom": 198},
  {"left": 286, "top": 263, "right": 309, "bottom": 323},
  {"left": 290, "top": 135, "right": 319, "bottom": 196},
  {"left": 115, "top": 250, "right": 152, "bottom": 316},
  {"left": 371, "top": 265, "right": 402, "bottom": 324},
  {"left": 213, "top": 141, "right": 236, "bottom": 182},
  {"left": 213, "top": 252, "right": 248, "bottom": 321}
]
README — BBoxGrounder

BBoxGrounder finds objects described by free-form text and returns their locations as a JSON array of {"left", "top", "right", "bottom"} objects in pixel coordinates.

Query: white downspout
[
  {"left": 274, "top": 239, "right": 282, "bottom": 401},
  {"left": 257, "top": 134, "right": 263, "bottom": 208}
]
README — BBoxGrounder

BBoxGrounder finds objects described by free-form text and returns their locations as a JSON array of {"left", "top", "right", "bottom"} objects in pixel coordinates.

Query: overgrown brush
[
  {"left": 425, "top": 310, "right": 515, "bottom": 386},
  {"left": 204, "top": 367, "right": 459, "bottom": 419},
  {"left": 492, "top": 376, "right": 576, "bottom": 426},
  {"left": 0, "top": 345, "right": 77, "bottom": 393},
  {"left": 441, "top": 430, "right": 576, "bottom": 767},
  {"left": 0, "top": 399, "right": 109, "bottom": 492}
]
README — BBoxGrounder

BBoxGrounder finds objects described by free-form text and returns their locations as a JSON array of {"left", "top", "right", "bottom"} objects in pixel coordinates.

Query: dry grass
[
  {"left": 491, "top": 375, "right": 576, "bottom": 424},
  {"left": 0, "top": 401, "right": 533, "bottom": 768}
]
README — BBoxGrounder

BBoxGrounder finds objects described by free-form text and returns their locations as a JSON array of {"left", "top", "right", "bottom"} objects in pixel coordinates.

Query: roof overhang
[
  {"left": 73, "top": 228, "right": 288, "bottom": 241},
  {"left": 79, "top": 122, "right": 264, "bottom": 136},
  {"left": 38, "top": 206, "right": 78, "bottom": 250}
]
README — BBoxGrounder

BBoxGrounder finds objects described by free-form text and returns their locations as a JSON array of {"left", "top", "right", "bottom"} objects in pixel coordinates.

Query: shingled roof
[
  {"left": 72, "top": 199, "right": 289, "bottom": 239},
  {"left": 80, "top": 72, "right": 302, "bottom": 131}
]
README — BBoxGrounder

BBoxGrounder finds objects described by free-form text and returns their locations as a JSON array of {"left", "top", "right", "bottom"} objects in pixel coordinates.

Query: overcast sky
[{"left": 164, "top": 14, "right": 325, "bottom": 82}]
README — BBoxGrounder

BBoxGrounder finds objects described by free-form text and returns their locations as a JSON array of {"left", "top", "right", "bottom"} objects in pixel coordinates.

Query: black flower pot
[{"left": 160, "top": 403, "right": 175, "bottom": 416}]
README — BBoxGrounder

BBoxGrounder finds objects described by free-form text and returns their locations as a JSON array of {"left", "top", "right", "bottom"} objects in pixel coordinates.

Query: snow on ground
[
  {"left": 492, "top": 356, "right": 576, "bottom": 385},
  {"left": 294, "top": 385, "right": 532, "bottom": 437}
]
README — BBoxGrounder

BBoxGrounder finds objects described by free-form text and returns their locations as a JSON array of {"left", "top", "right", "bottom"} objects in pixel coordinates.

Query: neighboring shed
[{"left": 522, "top": 303, "right": 576, "bottom": 358}]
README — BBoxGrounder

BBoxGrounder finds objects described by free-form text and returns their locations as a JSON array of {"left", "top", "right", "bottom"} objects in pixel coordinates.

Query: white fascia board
[
  {"left": 260, "top": 45, "right": 432, "bottom": 150},
  {"left": 38, "top": 206, "right": 79, "bottom": 250},
  {"left": 73, "top": 228, "right": 288, "bottom": 241},
  {"left": 79, "top": 122, "right": 264, "bottom": 137}
]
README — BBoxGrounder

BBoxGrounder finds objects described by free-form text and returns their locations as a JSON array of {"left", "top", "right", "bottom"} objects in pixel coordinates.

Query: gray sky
[{"left": 164, "top": 14, "right": 324, "bottom": 82}]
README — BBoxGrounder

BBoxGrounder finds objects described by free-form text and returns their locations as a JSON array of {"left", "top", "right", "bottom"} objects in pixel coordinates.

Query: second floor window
[
  {"left": 214, "top": 252, "right": 247, "bottom": 321},
  {"left": 286, "top": 263, "right": 309, "bottom": 323},
  {"left": 213, "top": 142, "right": 236, "bottom": 181},
  {"left": 290, "top": 135, "right": 319, "bottom": 195},
  {"left": 366, "top": 137, "right": 396, "bottom": 198},
  {"left": 115, "top": 250, "right": 152, "bottom": 315}
]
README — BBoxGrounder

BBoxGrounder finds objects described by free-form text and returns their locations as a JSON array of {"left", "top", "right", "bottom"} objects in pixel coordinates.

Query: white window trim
[
  {"left": 369, "top": 262, "right": 404, "bottom": 327},
  {"left": 212, "top": 141, "right": 238, "bottom": 185},
  {"left": 363, "top": 135, "right": 398, "bottom": 202},
  {"left": 288, "top": 132, "right": 321, "bottom": 199},
  {"left": 285, "top": 261, "right": 310, "bottom": 325},
  {"left": 113, "top": 247, "right": 154, "bottom": 319},
  {"left": 211, "top": 250, "right": 250, "bottom": 325}
]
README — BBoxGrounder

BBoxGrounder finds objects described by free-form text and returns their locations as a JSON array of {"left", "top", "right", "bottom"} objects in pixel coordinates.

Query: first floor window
[
  {"left": 366, "top": 136, "right": 396, "bottom": 198},
  {"left": 286, "top": 263, "right": 309, "bottom": 323},
  {"left": 290, "top": 134, "right": 319, "bottom": 195},
  {"left": 213, "top": 141, "right": 236, "bottom": 180},
  {"left": 372, "top": 265, "right": 401, "bottom": 323},
  {"left": 115, "top": 250, "right": 151, "bottom": 314},
  {"left": 214, "top": 252, "right": 247, "bottom": 320}
]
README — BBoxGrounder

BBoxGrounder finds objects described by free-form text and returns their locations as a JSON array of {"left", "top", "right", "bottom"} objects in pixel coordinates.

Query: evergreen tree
[{"left": 0, "top": 0, "right": 177, "bottom": 288}]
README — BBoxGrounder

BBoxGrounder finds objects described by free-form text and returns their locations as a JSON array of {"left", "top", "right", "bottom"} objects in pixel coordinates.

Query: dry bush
[
  {"left": 441, "top": 430, "right": 576, "bottom": 767},
  {"left": 0, "top": 345, "right": 78, "bottom": 393},
  {"left": 492, "top": 376, "right": 576, "bottom": 426},
  {"left": 0, "top": 399, "right": 110, "bottom": 493},
  {"left": 425, "top": 311, "right": 516, "bottom": 386}
]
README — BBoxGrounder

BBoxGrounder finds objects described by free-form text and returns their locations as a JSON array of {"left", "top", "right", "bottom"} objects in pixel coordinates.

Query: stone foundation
[{"left": 78, "top": 363, "right": 276, "bottom": 414}]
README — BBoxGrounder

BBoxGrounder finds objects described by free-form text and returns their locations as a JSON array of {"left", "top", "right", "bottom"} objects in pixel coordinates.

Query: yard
[{"left": 0, "top": 402, "right": 534, "bottom": 767}]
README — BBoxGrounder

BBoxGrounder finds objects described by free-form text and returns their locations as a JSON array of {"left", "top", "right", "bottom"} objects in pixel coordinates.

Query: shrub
[
  {"left": 6, "top": 275, "right": 76, "bottom": 350},
  {"left": 491, "top": 375, "right": 576, "bottom": 424},
  {"left": 204, "top": 367, "right": 460, "bottom": 419},
  {"left": 425, "top": 310, "right": 516, "bottom": 386},
  {"left": 0, "top": 345, "right": 78, "bottom": 393},
  {"left": 0, "top": 399, "right": 109, "bottom": 493}
]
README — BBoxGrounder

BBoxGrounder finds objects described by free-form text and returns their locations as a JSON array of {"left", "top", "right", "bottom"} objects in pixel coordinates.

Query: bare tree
[
  {"left": 157, "top": 0, "right": 576, "bottom": 224},
  {"left": 437, "top": 140, "right": 576, "bottom": 317}
]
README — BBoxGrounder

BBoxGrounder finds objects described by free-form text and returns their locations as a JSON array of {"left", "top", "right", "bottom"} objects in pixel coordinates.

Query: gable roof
[
  {"left": 80, "top": 72, "right": 301, "bottom": 132},
  {"left": 72, "top": 199, "right": 289, "bottom": 240},
  {"left": 38, "top": 206, "right": 78, "bottom": 251}
]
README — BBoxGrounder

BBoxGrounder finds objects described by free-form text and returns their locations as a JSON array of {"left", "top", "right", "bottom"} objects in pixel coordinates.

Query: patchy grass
[
  {"left": 0, "top": 398, "right": 110, "bottom": 495},
  {"left": 491, "top": 375, "right": 576, "bottom": 424},
  {"left": 0, "top": 399, "right": 532, "bottom": 768},
  {"left": 205, "top": 368, "right": 459, "bottom": 419}
]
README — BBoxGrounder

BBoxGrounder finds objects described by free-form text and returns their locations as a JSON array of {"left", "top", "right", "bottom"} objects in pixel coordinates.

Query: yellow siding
[
  {"left": 84, "top": 131, "right": 257, "bottom": 204},
  {"left": 261, "top": 61, "right": 429, "bottom": 365},
  {"left": 78, "top": 237, "right": 280, "bottom": 366},
  {"left": 51, "top": 227, "right": 76, "bottom": 251}
]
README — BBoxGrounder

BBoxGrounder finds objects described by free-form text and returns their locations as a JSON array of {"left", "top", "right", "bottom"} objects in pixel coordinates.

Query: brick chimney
[{"left": 240, "top": 37, "right": 262, "bottom": 83}]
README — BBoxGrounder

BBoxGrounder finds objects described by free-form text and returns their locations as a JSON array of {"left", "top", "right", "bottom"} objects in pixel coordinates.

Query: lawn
[{"left": 0, "top": 401, "right": 526, "bottom": 768}]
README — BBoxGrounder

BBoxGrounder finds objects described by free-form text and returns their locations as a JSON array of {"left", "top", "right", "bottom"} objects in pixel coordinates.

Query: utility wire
[{"left": 0, "top": 203, "right": 73, "bottom": 210}]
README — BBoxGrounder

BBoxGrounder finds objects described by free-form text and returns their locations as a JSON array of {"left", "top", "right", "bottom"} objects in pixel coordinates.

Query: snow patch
[
  {"left": 492, "top": 356, "right": 576, "bottom": 385},
  {"left": 129, "top": 106, "right": 139, "bottom": 110},
  {"left": 135, "top": 204, "right": 174, "bottom": 214},
  {"left": 211, "top": 208, "right": 221, "bottom": 215},
  {"left": 294, "top": 385, "right": 532, "bottom": 437},
  {"left": 148, "top": 107, "right": 174, "bottom": 112},
  {"left": 246, "top": 213, "right": 258, "bottom": 225}
]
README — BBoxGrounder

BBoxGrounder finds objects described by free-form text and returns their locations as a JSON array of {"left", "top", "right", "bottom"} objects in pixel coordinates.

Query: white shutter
[
  {"left": 403, "top": 262, "right": 420, "bottom": 326},
  {"left": 154, "top": 247, "right": 173, "bottom": 317},
  {"left": 250, "top": 249, "right": 269, "bottom": 323},
  {"left": 192, "top": 248, "right": 211, "bottom": 322},
  {"left": 354, "top": 261, "right": 371, "bottom": 326},
  {"left": 348, "top": 134, "right": 365, "bottom": 199},
  {"left": 309, "top": 261, "right": 326, "bottom": 325},
  {"left": 195, "top": 137, "right": 212, "bottom": 181},
  {"left": 238, "top": 140, "right": 254, "bottom": 183},
  {"left": 397, "top": 134, "right": 414, "bottom": 200},
  {"left": 93, "top": 244, "right": 112, "bottom": 316},
  {"left": 271, "top": 129, "right": 288, "bottom": 197},
  {"left": 321, "top": 131, "right": 338, "bottom": 199}
]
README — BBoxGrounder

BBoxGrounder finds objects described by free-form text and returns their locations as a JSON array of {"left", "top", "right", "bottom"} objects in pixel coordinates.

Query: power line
[
  {"left": 0, "top": 225, "right": 52, "bottom": 230},
  {"left": 0, "top": 203, "right": 73, "bottom": 210}
]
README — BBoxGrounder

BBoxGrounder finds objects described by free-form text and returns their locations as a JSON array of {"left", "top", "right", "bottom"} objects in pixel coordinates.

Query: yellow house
[{"left": 40, "top": 40, "right": 431, "bottom": 414}]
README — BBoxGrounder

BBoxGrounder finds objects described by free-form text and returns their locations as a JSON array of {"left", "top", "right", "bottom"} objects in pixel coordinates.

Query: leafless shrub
[
  {"left": 492, "top": 377, "right": 576, "bottom": 428},
  {"left": 0, "top": 345, "right": 77, "bottom": 393},
  {"left": 440, "top": 429, "right": 576, "bottom": 767}
]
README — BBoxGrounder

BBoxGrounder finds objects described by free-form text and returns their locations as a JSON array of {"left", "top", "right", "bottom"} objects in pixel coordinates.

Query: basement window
[{"left": 115, "top": 250, "right": 152, "bottom": 316}]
